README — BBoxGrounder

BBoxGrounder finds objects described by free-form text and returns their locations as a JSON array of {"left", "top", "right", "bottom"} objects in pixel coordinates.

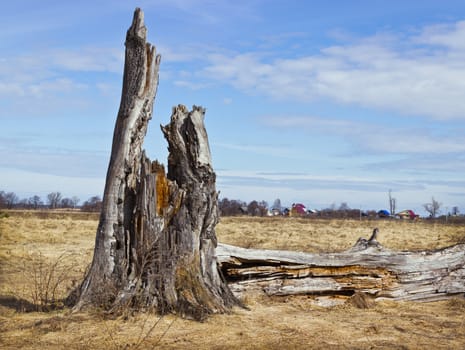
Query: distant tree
[
  {"left": 71, "top": 196, "right": 80, "bottom": 209},
  {"left": 271, "top": 198, "right": 282, "bottom": 210},
  {"left": 319, "top": 203, "right": 337, "bottom": 218},
  {"left": 247, "top": 200, "right": 259, "bottom": 216},
  {"left": 338, "top": 202, "right": 350, "bottom": 211},
  {"left": 60, "top": 197, "right": 74, "bottom": 208},
  {"left": 218, "top": 198, "right": 231, "bottom": 215},
  {"left": 245, "top": 201, "right": 258, "bottom": 216},
  {"left": 17, "top": 198, "right": 29, "bottom": 209},
  {"left": 389, "top": 189, "right": 396, "bottom": 216},
  {"left": 81, "top": 196, "right": 102, "bottom": 212},
  {"left": 0, "top": 191, "right": 6, "bottom": 209},
  {"left": 47, "top": 192, "right": 62, "bottom": 209},
  {"left": 28, "top": 195, "right": 43, "bottom": 209},
  {"left": 4, "top": 192, "right": 19, "bottom": 209},
  {"left": 258, "top": 200, "right": 269, "bottom": 216},
  {"left": 218, "top": 198, "right": 246, "bottom": 216},
  {"left": 424, "top": 197, "right": 442, "bottom": 218},
  {"left": 245, "top": 200, "right": 268, "bottom": 216}
]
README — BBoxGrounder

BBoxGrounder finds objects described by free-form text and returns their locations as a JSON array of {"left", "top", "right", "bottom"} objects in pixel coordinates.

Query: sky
[{"left": 1, "top": 0, "right": 465, "bottom": 215}]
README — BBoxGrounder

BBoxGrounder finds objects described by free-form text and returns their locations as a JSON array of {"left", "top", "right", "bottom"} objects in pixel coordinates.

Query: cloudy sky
[{"left": 1, "top": 0, "right": 465, "bottom": 215}]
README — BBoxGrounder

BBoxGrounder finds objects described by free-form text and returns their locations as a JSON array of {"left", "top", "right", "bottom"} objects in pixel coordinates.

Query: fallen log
[{"left": 216, "top": 229, "right": 465, "bottom": 302}]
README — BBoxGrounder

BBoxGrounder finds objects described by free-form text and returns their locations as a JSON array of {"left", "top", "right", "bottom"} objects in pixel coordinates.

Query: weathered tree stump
[{"left": 71, "top": 8, "right": 239, "bottom": 320}]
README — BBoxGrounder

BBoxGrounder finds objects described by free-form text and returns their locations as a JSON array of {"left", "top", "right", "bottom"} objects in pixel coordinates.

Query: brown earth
[{"left": 1, "top": 211, "right": 464, "bottom": 349}]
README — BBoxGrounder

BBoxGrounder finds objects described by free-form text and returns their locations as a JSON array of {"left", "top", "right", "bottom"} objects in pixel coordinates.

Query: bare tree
[
  {"left": 247, "top": 200, "right": 268, "bottom": 216},
  {"left": 218, "top": 198, "right": 246, "bottom": 216},
  {"left": 0, "top": 191, "right": 5, "bottom": 208},
  {"left": 28, "top": 195, "right": 43, "bottom": 209},
  {"left": 388, "top": 189, "right": 396, "bottom": 216},
  {"left": 271, "top": 198, "right": 282, "bottom": 211},
  {"left": 47, "top": 192, "right": 62, "bottom": 209},
  {"left": 17, "top": 198, "right": 29, "bottom": 209},
  {"left": 4, "top": 192, "right": 19, "bottom": 209},
  {"left": 424, "top": 197, "right": 442, "bottom": 218},
  {"left": 81, "top": 196, "right": 102, "bottom": 212},
  {"left": 339, "top": 202, "right": 350, "bottom": 211},
  {"left": 258, "top": 200, "right": 269, "bottom": 216},
  {"left": 71, "top": 196, "right": 80, "bottom": 209},
  {"left": 61, "top": 197, "right": 76, "bottom": 208}
]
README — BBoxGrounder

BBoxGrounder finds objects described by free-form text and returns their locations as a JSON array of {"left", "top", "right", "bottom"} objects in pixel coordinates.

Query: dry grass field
[{"left": 1, "top": 211, "right": 465, "bottom": 349}]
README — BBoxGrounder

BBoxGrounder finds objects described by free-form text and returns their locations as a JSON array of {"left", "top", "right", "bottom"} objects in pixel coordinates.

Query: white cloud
[
  {"left": 215, "top": 142, "right": 299, "bottom": 159},
  {"left": 48, "top": 47, "right": 123, "bottom": 73},
  {"left": 0, "top": 83, "right": 24, "bottom": 96},
  {"left": 199, "top": 20, "right": 465, "bottom": 120},
  {"left": 0, "top": 47, "right": 123, "bottom": 81},
  {"left": 29, "top": 78, "right": 88, "bottom": 98},
  {"left": 262, "top": 114, "right": 465, "bottom": 156},
  {"left": 0, "top": 46, "right": 123, "bottom": 117},
  {"left": 173, "top": 80, "right": 211, "bottom": 90},
  {"left": 415, "top": 21, "right": 465, "bottom": 50}
]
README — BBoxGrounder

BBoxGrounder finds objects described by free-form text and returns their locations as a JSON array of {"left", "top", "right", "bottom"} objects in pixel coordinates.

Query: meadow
[{"left": 1, "top": 211, "right": 465, "bottom": 349}]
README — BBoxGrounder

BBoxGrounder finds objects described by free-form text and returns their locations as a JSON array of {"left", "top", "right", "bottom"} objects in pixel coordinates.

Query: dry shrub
[
  {"left": 20, "top": 251, "right": 79, "bottom": 312},
  {"left": 98, "top": 312, "right": 176, "bottom": 350}
]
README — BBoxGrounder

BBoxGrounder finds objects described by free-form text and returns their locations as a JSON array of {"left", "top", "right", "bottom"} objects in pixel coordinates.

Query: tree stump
[{"left": 71, "top": 8, "right": 239, "bottom": 320}]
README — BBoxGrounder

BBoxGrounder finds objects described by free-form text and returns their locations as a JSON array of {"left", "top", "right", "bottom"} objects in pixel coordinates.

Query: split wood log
[
  {"left": 70, "top": 8, "right": 239, "bottom": 320},
  {"left": 216, "top": 229, "right": 465, "bottom": 302}
]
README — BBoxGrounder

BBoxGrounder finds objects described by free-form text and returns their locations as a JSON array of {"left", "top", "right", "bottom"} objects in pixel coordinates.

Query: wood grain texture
[{"left": 217, "top": 235, "right": 465, "bottom": 302}]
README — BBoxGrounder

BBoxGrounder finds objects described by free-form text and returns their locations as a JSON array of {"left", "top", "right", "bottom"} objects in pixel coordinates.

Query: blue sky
[{"left": 1, "top": 0, "right": 465, "bottom": 215}]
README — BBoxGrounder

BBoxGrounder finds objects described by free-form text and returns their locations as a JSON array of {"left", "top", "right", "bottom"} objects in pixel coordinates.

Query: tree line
[
  {"left": 1, "top": 190, "right": 459, "bottom": 218},
  {"left": 0, "top": 190, "right": 102, "bottom": 212},
  {"left": 218, "top": 198, "right": 371, "bottom": 218},
  {"left": 219, "top": 196, "right": 460, "bottom": 219}
]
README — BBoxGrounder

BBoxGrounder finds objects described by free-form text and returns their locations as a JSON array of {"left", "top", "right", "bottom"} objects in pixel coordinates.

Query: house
[
  {"left": 269, "top": 208, "right": 282, "bottom": 216},
  {"left": 396, "top": 209, "right": 419, "bottom": 220},
  {"left": 290, "top": 203, "right": 307, "bottom": 216}
]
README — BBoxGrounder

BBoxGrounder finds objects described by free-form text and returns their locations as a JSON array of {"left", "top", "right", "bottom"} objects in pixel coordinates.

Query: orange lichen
[{"left": 153, "top": 162, "right": 169, "bottom": 216}]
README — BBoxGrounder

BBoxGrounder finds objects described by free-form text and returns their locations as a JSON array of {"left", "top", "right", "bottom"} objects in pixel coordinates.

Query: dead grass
[
  {"left": 1, "top": 212, "right": 464, "bottom": 349},
  {"left": 216, "top": 216, "right": 465, "bottom": 252}
]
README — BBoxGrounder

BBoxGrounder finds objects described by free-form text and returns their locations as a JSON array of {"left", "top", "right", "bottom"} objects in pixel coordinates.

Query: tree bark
[
  {"left": 71, "top": 8, "right": 239, "bottom": 320},
  {"left": 217, "top": 231, "right": 465, "bottom": 302}
]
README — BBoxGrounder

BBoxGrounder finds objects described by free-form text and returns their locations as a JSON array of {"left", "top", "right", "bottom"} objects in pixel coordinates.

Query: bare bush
[{"left": 21, "top": 252, "right": 78, "bottom": 311}]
